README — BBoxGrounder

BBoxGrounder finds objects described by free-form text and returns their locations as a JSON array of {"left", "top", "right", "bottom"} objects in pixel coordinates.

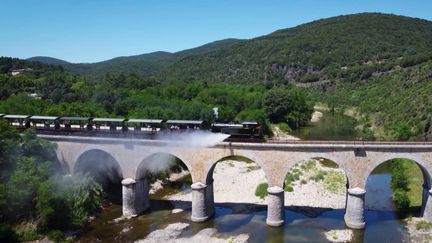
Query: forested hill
[
  {"left": 158, "top": 13, "right": 432, "bottom": 85},
  {"left": 28, "top": 38, "right": 243, "bottom": 79},
  {"left": 30, "top": 13, "right": 432, "bottom": 86}
]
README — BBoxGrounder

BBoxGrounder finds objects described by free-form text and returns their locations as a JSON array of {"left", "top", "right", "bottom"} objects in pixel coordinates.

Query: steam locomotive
[{"left": 0, "top": 114, "right": 263, "bottom": 142}]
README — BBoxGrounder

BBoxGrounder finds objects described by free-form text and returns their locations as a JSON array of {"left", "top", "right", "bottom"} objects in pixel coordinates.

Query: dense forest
[
  {"left": 0, "top": 123, "right": 102, "bottom": 242},
  {"left": 0, "top": 56, "right": 314, "bottom": 136}
]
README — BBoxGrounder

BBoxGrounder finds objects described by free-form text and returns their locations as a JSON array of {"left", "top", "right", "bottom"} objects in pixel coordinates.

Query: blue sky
[{"left": 1, "top": 0, "right": 431, "bottom": 63}]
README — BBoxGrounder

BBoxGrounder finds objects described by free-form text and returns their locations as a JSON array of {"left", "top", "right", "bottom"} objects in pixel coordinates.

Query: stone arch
[
  {"left": 363, "top": 155, "right": 431, "bottom": 189},
  {"left": 205, "top": 153, "right": 269, "bottom": 185},
  {"left": 364, "top": 156, "right": 432, "bottom": 215},
  {"left": 283, "top": 156, "right": 351, "bottom": 188},
  {"left": 74, "top": 149, "right": 124, "bottom": 202},
  {"left": 135, "top": 152, "right": 192, "bottom": 181}
]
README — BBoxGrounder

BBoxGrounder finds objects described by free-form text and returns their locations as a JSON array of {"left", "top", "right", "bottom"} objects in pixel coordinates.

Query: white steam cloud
[{"left": 156, "top": 130, "right": 230, "bottom": 148}]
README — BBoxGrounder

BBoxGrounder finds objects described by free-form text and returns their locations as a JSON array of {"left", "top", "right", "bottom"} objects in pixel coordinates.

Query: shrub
[
  {"left": 310, "top": 170, "right": 327, "bottom": 182},
  {"left": 47, "top": 230, "right": 65, "bottom": 243},
  {"left": 15, "top": 227, "right": 39, "bottom": 242},
  {"left": 305, "top": 160, "right": 317, "bottom": 171},
  {"left": 36, "top": 174, "right": 102, "bottom": 231},
  {"left": 284, "top": 185, "right": 294, "bottom": 192},
  {"left": 255, "top": 183, "right": 268, "bottom": 199},
  {"left": 393, "top": 189, "right": 410, "bottom": 211},
  {"left": 278, "top": 122, "right": 292, "bottom": 133}
]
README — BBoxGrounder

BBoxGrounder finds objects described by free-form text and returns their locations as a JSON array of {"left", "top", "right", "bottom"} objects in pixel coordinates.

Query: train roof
[
  {"left": 213, "top": 123, "right": 243, "bottom": 127},
  {"left": 127, "top": 119, "right": 163, "bottom": 124},
  {"left": 166, "top": 120, "right": 203, "bottom": 125},
  {"left": 92, "top": 118, "right": 125, "bottom": 123},
  {"left": 59, "top": 117, "right": 91, "bottom": 121},
  {"left": 30, "top": 116, "right": 60, "bottom": 120},
  {"left": 242, "top": 121, "right": 258, "bottom": 125},
  {"left": 0, "top": 114, "right": 4, "bottom": 118},
  {"left": 3, "top": 115, "right": 30, "bottom": 119}
]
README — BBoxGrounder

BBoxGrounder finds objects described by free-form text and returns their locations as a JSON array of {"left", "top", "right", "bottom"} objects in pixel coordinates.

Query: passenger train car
[{"left": 0, "top": 114, "right": 263, "bottom": 142}]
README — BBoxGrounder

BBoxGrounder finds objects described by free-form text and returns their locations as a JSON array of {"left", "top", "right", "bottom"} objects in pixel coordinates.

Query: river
[{"left": 76, "top": 112, "right": 416, "bottom": 242}]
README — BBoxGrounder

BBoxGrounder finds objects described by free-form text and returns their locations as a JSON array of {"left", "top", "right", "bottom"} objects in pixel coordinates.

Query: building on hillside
[{"left": 10, "top": 68, "right": 32, "bottom": 76}]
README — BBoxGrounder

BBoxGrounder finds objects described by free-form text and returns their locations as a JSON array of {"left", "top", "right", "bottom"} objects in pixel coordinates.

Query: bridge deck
[{"left": 37, "top": 134, "right": 432, "bottom": 150}]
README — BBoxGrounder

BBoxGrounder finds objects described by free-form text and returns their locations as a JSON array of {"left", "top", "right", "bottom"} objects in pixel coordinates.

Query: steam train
[{"left": 0, "top": 114, "right": 263, "bottom": 142}]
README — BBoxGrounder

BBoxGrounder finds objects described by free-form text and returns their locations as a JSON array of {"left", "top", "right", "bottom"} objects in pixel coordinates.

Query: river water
[{"left": 77, "top": 112, "right": 415, "bottom": 242}]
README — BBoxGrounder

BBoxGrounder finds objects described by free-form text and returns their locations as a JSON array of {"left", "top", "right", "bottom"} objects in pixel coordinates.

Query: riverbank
[
  {"left": 405, "top": 217, "right": 432, "bottom": 243},
  {"left": 136, "top": 222, "right": 249, "bottom": 243},
  {"left": 161, "top": 159, "right": 346, "bottom": 210}
]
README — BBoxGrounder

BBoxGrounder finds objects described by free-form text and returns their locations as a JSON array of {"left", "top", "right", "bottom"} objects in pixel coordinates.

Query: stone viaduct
[{"left": 39, "top": 134, "right": 432, "bottom": 229}]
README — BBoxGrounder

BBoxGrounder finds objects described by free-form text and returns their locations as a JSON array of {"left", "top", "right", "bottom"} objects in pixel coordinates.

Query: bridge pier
[
  {"left": 344, "top": 187, "right": 366, "bottom": 229},
  {"left": 191, "top": 182, "right": 214, "bottom": 222},
  {"left": 122, "top": 178, "right": 150, "bottom": 217},
  {"left": 422, "top": 187, "right": 432, "bottom": 221},
  {"left": 266, "top": 186, "right": 285, "bottom": 227},
  {"left": 205, "top": 179, "right": 215, "bottom": 218}
]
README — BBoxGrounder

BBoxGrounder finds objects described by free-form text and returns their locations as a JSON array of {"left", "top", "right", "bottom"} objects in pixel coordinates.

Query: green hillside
[
  {"left": 158, "top": 13, "right": 432, "bottom": 85},
  {"left": 155, "top": 13, "right": 432, "bottom": 140},
  {"left": 29, "top": 38, "right": 242, "bottom": 79}
]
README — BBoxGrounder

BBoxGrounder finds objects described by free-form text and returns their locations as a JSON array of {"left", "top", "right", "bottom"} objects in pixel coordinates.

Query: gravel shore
[{"left": 165, "top": 159, "right": 346, "bottom": 209}]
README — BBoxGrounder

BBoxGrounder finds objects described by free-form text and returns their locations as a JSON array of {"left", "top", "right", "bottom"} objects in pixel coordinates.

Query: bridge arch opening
[
  {"left": 283, "top": 157, "right": 348, "bottom": 210},
  {"left": 206, "top": 155, "right": 268, "bottom": 205},
  {"left": 136, "top": 152, "right": 191, "bottom": 201},
  {"left": 74, "top": 149, "right": 123, "bottom": 203},
  {"left": 365, "top": 158, "right": 431, "bottom": 217}
]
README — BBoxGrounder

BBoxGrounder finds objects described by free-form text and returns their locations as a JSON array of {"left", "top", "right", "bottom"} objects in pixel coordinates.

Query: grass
[
  {"left": 416, "top": 220, "right": 432, "bottom": 230},
  {"left": 301, "top": 159, "right": 317, "bottom": 171},
  {"left": 404, "top": 162, "right": 423, "bottom": 208},
  {"left": 324, "top": 171, "right": 347, "bottom": 195},
  {"left": 310, "top": 170, "right": 327, "bottom": 182}
]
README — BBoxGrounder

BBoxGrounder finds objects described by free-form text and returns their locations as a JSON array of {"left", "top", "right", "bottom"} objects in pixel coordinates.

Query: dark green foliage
[
  {"left": 0, "top": 123, "right": 102, "bottom": 239},
  {"left": 0, "top": 224, "right": 19, "bottom": 243},
  {"left": 278, "top": 123, "right": 292, "bottom": 133},
  {"left": 390, "top": 161, "right": 409, "bottom": 191},
  {"left": 0, "top": 120, "right": 19, "bottom": 182},
  {"left": 47, "top": 230, "right": 65, "bottom": 243},
  {"left": 36, "top": 174, "right": 102, "bottom": 230},
  {"left": 393, "top": 189, "right": 410, "bottom": 211},
  {"left": 15, "top": 228, "right": 39, "bottom": 242},
  {"left": 264, "top": 87, "right": 313, "bottom": 128},
  {"left": 389, "top": 159, "right": 411, "bottom": 211}
]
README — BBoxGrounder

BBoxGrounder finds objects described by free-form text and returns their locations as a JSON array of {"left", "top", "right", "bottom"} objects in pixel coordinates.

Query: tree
[
  {"left": 263, "top": 87, "right": 314, "bottom": 129},
  {"left": 0, "top": 121, "right": 19, "bottom": 183}
]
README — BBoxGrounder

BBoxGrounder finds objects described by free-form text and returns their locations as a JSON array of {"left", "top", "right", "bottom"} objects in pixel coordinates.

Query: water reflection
[{"left": 291, "top": 112, "right": 358, "bottom": 140}]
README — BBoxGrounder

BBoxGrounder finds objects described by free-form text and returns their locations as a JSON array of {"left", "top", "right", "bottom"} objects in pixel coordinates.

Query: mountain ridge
[{"left": 28, "top": 38, "right": 243, "bottom": 78}]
